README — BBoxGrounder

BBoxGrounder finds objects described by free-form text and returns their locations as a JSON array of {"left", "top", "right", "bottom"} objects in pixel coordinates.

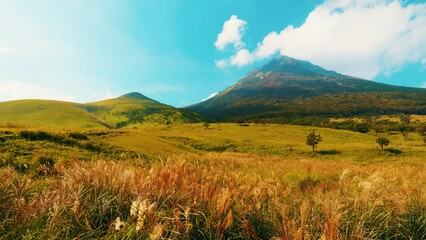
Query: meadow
[{"left": 0, "top": 122, "right": 425, "bottom": 239}]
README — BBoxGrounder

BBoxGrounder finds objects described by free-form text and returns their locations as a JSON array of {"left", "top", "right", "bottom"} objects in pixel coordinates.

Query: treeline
[
  {"left": 233, "top": 114, "right": 426, "bottom": 135},
  {"left": 199, "top": 92, "right": 426, "bottom": 123},
  {"left": 116, "top": 108, "right": 206, "bottom": 128}
]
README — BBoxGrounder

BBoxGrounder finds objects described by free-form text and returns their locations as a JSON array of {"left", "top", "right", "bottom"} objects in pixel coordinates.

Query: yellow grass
[{"left": 0, "top": 123, "right": 425, "bottom": 239}]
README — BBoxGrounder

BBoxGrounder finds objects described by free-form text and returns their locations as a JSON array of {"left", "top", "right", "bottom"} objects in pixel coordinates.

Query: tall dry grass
[{"left": 0, "top": 152, "right": 425, "bottom": 239}]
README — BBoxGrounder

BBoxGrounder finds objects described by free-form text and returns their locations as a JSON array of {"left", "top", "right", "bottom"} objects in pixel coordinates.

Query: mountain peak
[
  {"left": 120, "top": 92, "right": 151, "bottom": 100},
  {"left": 259, "top": 55, "right": 343, "bottom": 78},
  {"left": 275, "top": 55, "right": 298, "bottom": 64}
]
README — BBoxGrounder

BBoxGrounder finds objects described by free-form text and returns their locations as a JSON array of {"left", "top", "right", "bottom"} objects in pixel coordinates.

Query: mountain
[
  {"left": 0, "top": 92, "right": 205, "bottom": 128},
  {"left": 186, "top": 56, "right": 426, "bottom": 122}
]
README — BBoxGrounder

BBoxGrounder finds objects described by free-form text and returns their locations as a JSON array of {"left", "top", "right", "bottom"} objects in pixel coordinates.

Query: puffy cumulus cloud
[
  {"left": 214, "top": 15, "right": 247, "bottom": 50},
  {"left": 216, "top": 49, "right": 255, "bottom": 68},
  {"left": 231, "top": 49, "right": 255, "bottom": 66},
  {"left": 216, "top": 0, "right": 426, "bottom": 80},
  {"left": 0, "top": 81, "right": 76, "bottom": 102}
]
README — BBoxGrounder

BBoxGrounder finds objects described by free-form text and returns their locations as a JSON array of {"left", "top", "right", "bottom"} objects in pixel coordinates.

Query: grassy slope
[
  {"left": 0, "top": 94, "right": 204, "bottom": 129},
  {"left": 85, "top": 96, "right": 205, "bottom": 126},
  {"left": 84, "top": 97, "right": 167, "bottom": 125},
  {"left": 106, "top": 123, "right": 425, "bottom": 162},
  {"left": 0, "top": 100, "right": 106, "bottom": 129},
  {"left": 1, "top": 123, "right": 425, "bottom": 239}
]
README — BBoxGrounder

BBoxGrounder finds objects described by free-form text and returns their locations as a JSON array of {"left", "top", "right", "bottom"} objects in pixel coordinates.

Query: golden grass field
[{"left": 0, "top": 122, "right": 425, "bottom": 239}]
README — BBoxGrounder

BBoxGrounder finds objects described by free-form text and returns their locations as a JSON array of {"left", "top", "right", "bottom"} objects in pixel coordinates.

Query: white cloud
[
  {"left": 214, "top": 15, "right": 247, "bottom": 50},
  {"left": 0, "top": 2, "right": 156, "bottom": 104},
  {"left": 216, "top": 49, "right": 256, "bottom": 68},
  {"left": 0, "top": 47, "right": 18, "bottom": 54},
  {"left": 0, "top": 81, "right": 76, "bottom": 102},
  {"left": 422, "top": 82, "right": 426, "bottom": 88},
  {"left": 202, "top": 92, "right": 219, "bottom": 101},
  {"left": 215, "top": 59, "right": 228, "bottom": 69},
  {"left": 231, "top": 49, "right": 255, "bottom": 66},
  {"left": 216, "top": 0, "right": 426, "bottom": 80}
]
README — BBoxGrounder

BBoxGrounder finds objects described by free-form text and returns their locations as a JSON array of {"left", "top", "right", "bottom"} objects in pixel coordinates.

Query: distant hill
[
  {"left": 186, "top": 56, "right": 426, "bottom": 122},
  {"left": 84, "top": 92, "right": 205, "bottom": 127},
  {"left": 0, "top": 100, "right": 108, "bottom": 128},
  {"left": 0, "top": 92, "right": 205, "bottom": 128}
]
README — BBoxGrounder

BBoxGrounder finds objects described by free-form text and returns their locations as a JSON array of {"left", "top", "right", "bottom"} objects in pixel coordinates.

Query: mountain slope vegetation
[
  {"left": 84, "top": 92, "right": 205, "bottom": 127},
  {"left": 0, "top": 92, "right": 205, "bottom": 128},
  {"left": 187, "top": 56, "right": 426, "bottom": 121}
]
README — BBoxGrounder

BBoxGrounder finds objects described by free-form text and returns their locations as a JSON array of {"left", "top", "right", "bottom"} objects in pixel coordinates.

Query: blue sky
[{"left": 0, "top": 0, "right": 425, "bottom": 107}]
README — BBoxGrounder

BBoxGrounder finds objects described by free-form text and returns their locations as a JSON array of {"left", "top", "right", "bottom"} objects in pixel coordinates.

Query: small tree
[
  {"left": 376, "top": 137, "right": 390, "bottom": 151},
  {"left": 400, "top": 114, "right": 411, "bottom": 124},
  {"left": 203, "top": 123, "right": 210, "bottom": 129},
  {"left": 306, "top": 131, "right": 322, "bottom": 152}
]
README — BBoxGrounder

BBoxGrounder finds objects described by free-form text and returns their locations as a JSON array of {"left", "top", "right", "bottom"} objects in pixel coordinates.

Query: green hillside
[
  {"left": 84, "top": 92, "right": 206, "bottom": 127},
  {"left": 187, "top": 56, "right": 426, "bottom": 121},
  {"left": 0, "top": 100, "right": 107, "bottom": 128},
  {"left": 0, "top": 92, "right": 205, "bottom": 128}
]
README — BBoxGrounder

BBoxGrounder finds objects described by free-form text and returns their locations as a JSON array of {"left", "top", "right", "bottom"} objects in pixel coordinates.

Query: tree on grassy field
[
  {"left": 400, "top": 114, "right": 411, "bottom": 124},
  {"left": 306, "top": 131, "right": 322, "bottom": 152},
  {"left": 376, "top": 137, "right": 390, "bottom": 151}
]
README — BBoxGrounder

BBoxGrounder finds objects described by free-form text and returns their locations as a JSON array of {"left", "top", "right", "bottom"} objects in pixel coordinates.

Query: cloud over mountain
[
  {"left": 216, "top": 0, "right": 426, "bottom": 80},
  {"left": 214, "top": 15, "right": 247, "bottom": 51}
]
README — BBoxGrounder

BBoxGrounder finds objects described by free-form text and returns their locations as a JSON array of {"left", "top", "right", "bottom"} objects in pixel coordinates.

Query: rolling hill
[
  {"left": 186, "top": 56, "right": 426, "bottom": 122},
  {"left": 0, "top": 99, "right": 108, "bottom": 128},
  {"left": 84, "top": 92, "right": 205, "bottom": 127},
  {"left": 0, "top": 92, "right": 205, "bottom": 128}
]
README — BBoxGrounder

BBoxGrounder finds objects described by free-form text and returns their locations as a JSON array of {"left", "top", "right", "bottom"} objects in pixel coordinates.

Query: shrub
[
  {"left": 69, "top": 132, "right": 88, "bottom": 140},
  {"left": 20, "top": 130, "right": 57, "bottom": 141},
  {"left": 353, "top": 122, "right": 371, "bottom": 133},
  {"left": 38, "top": 156, "right": 56, "bottom": 167},
  {"left": 19, "top": 130, "right": 77, "bottom": 146},
  {"left": 85, "top": 142, "right": 102, "bottom": 152}
]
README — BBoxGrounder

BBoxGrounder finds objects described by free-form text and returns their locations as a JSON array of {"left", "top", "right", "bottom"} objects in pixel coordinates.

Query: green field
[
  {"left": 0, "top": 123, "right": 425, "bottom": 239},
  {"left": 106, "top": 123, "right": 426, "bottom": 162}
]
